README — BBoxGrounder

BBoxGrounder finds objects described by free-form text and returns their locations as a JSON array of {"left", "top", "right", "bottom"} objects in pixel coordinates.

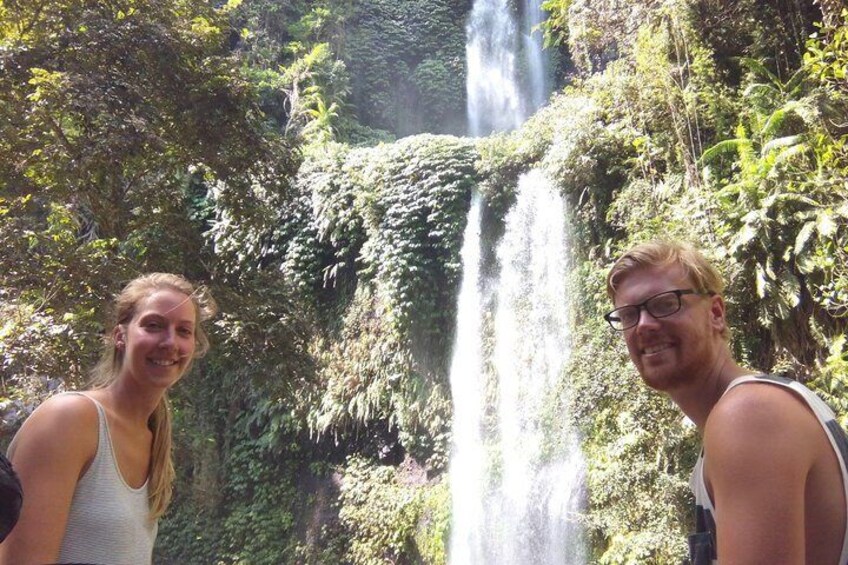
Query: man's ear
[{"left": 709, "top": 294, "right": 727, "bottom": 333}]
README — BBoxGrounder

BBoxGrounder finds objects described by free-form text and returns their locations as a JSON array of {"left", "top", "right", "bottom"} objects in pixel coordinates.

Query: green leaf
[
  {"left": 699, "top": 138, "right": 751, "bottom": 165},
  {"left": 794, "top": 219, "right": 817, "bottom": 256},
  {"left": 771, "top": 142, "right": 810, "bottom": 166},
  {"left": 783, "top": 66, "right": 808, "bottom": 97},
  {"left": 742, "top": 82, "right": 779, "bottom": 99},
  {"left": 816, "top": 209, "right": 837, "bottom": 237},
  {"left": 741, "top": 57, "right": 780, "bottom": 86},
  {"left": 761, "top": 135, "right": 803, "bottom": 155},
  {"left": 778, "top": 269, "right": 801, "bottom": 310},
  {"left": 755, "top": 263, "right": 768, "bottom": 298},
  {"left": 760, "top": 106, "right": 789, "bottom": 139}
]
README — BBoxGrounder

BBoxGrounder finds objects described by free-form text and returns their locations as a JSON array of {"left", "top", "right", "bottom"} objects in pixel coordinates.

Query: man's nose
[{"left": 634, "top": 306, "right": 660, "bottom": 330}]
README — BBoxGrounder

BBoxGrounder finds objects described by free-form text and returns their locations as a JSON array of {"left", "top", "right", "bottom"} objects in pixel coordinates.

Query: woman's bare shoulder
[{"left": 8, "top": 393, "right": 99, "bottom": 460}]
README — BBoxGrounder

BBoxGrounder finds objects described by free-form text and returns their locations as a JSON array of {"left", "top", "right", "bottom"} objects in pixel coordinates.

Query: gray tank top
[{"left": 58, "top": 392, "right": 157, "bottom": 564}]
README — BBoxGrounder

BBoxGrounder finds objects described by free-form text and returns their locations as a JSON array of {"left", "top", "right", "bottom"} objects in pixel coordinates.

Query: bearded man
[{"left": 605, "top": 240, "right": 848, "bottom": 565}]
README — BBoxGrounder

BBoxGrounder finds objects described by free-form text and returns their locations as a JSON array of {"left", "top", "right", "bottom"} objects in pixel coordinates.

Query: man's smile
[{"left": 642, "top": 342, "right": 673, "bottom": 356}]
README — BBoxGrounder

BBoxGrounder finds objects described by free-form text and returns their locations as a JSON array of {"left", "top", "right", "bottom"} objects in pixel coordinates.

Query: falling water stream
[
  {"left": 447, "top": 175, "right": 586, "bottom": 564},
  {"left": 465, "top": 0, "right": 523, "bottom": 136},
  {"left": 447, "top": 192, "right": 488, "bottom": 564},
  {"left": 465, "top": 0, "right": 550, "bottom": 135},
  {"left": 523, "top": 0, "right": 549, "bottom": 113},
  {"left": 489, "top": 171, "right": 585, "bottom": 564},
  {"left": 448, "top": 0, "right": 586, "bottom": 562}
]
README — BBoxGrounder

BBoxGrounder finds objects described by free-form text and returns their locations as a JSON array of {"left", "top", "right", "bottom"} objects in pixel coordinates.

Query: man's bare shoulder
[
  {"left": 709, "top": 380, "right": 816, "bottom": 427},
  {"left": 702, "top": 379, "right": 846, "bottom": 563},
  {"left": 704, "top": 381, "right": 818, "bottom": 472}
]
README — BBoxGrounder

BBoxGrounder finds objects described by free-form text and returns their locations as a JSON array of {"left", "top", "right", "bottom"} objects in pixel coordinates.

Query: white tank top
[
  {"left": 57, "top": 392, "right": 157, "bottom": 564},
  {"left": 689, "top": 374, "right": 848, "bottom": 564}
]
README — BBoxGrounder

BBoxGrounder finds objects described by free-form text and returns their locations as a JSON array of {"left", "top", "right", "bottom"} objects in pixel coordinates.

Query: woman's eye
[{"left": 178, "top": 328, "right": 194, "bottom": 337}]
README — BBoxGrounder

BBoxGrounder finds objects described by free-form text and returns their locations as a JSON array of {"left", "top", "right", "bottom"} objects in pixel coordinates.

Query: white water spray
[
  {"left": 447, "top": 191, "right": 488, "bottom": 564},
  {"left": 491, "top": 170, "right": 585, "bottom": 563},
  {"left": 448, "top": 173, "right": 586, "bottom": 564},
  {"left": 450, "top": 1, "right": 584, "bottom": 561},
  {"left": 465, "top": 0, "right": 550, "bottom": 135},
  {"left": 466, "top": 0, "right": 522, "bottom": 135}
]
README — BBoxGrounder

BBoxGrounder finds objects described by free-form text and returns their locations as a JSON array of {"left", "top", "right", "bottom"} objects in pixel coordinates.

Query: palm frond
[
  {"left": 699, "top": 138, "right": 751, "bottom": 164},
  {"left": 741, "top": 57, "right": 780, "bottom": 86}
]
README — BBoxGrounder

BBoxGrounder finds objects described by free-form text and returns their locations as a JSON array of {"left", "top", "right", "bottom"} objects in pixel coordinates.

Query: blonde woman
[{"left": 1, "top": 273, "right": 216, "bottom": 564}]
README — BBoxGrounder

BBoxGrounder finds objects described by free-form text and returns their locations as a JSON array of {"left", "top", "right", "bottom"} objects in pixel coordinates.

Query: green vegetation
[{"left": 2, "top": 0, "right": 847, "bottom": 563}]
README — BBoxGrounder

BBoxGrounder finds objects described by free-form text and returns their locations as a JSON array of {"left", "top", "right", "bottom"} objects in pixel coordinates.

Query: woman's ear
[{"left": 113, "top": 326, "right": 126, "bottom": 350}]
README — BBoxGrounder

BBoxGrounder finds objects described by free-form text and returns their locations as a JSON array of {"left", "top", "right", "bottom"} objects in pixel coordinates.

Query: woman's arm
[{"left": 0, "top": 394, "right": 98, "bottom": 565}]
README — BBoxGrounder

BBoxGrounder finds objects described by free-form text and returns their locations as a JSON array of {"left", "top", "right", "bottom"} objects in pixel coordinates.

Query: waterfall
[
  {"left": 523, "top": 0, "right": 549, "bottom": 113},
  {"left": 449, "top": 1, "right": 584, "bottom": 560},
  {"left": 447, "top": 191, "right": 488, "bottom": 564},
  {"left": 465, "top": 0, "right": 550, "bottom": 135},
  {"left": 448, "top": 172, "right": 586, "bottom": 565},
  {"left": 490, "top": 170, "right": 585, "bottom": 563},
  {"left": 466, "top": 0, "right": 522, "bottom": 135}
]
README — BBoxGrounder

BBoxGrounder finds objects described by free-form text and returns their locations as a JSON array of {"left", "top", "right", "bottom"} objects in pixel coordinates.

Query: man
[{"left": 604, "top": 240, "right": 848, "bottom": 565}]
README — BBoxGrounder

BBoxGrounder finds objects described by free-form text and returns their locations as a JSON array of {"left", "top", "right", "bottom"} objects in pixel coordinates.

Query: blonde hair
[
  {"left": 606, "top": 240, "right": 728, "bottom": 338},
  {"left": 89, "top": 273, "right": 217, "bottom": 519}
]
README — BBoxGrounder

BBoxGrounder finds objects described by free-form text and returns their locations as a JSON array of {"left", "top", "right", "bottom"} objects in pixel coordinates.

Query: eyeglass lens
[{"left": 610, "top": 291, "right": 682, "bottom": 329}]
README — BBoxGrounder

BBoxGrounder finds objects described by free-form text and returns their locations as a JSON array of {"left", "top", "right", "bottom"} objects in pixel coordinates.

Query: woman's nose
[{"left": 159, "top": 328, "right": 177, "bottom": 347}]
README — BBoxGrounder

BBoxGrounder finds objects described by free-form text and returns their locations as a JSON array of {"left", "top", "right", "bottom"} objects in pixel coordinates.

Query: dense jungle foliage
[{"left": 1, "top": 0, "right": 847, "bottom": 563}]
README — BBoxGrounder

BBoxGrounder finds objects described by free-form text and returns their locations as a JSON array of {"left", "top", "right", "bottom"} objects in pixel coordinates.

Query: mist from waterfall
[{"left": 465, "top": 0, "right": 551, "bottom": 136}]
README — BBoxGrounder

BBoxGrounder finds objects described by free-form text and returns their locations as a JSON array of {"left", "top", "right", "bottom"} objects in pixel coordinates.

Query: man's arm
[
  {"left": 703, "top": 384, "right": 816, "bottom": 565},
  {"left": 0, "top": 395, "right": 97, "bottom": 565}
]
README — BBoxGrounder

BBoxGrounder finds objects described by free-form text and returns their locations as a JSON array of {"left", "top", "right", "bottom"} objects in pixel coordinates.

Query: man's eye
[
  {"left": 619, "top": 310, "right": 638, "bottom": 323},
  {"left": 652, "top": 297, "right": 677, "bottom": 311}
]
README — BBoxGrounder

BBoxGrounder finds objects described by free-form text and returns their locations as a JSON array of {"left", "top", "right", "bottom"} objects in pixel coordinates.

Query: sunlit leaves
[
  {"left": 539, "top": 0, "right": 573, "bottom": 48},
  {"left": 338, "top": 456, "right": 427, "bottom": 565},
  {"left": 698, "top": 25, "right": 848, "bottom": 376},
  {"left": 297, "top": 136, "right": 476, "bottom": 458},
  {"left": 809, "top": 335, "right": 848, "bottom": 428},
  {"left": 805, "top": 10, "right": 848, "bottom": 88}
]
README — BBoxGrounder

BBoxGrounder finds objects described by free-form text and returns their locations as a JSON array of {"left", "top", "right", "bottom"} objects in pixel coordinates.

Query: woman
[{"left": 0, "top": 273, "right": 216, "bottom": 564}]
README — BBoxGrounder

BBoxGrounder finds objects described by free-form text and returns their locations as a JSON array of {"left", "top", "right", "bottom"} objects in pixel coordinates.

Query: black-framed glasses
[{"left": 604, "top": 289, "right": 715, "bottom": 331}]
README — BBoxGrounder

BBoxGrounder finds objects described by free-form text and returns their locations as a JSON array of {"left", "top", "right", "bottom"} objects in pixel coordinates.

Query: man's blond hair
[{"left": 606, "top": 240, "right": 725, "bottom": 301}]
